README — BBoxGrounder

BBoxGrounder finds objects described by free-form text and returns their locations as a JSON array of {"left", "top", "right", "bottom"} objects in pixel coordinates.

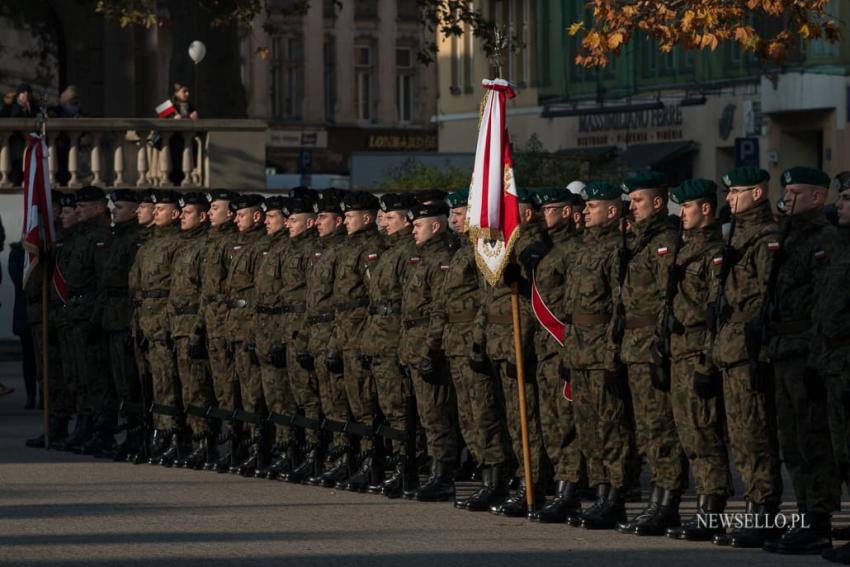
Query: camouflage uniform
[
  {"left": 620, "top": 212, "right": 688, "bottom": 491},
  {"left": 443, "top": 240, "right": 509, "bottom": 467},
  {"left": 563, "top": 220, "right": 631, "bottom": 489},
  {"left": 329, "top": 224, "right": 386, "bottom": 450},
  {"left": 767, "top": 209, "right": 840, "bottom": 515},
  {"left": 710, "top": 200, "right": 783, "bottom": 506},
  {"left": 168, "top": 223, "right": 211, "bottom": 434},
  {"left": 669, "top": 225, "right": 732, "bottom": 497},
  {"left": 128, "top": 223, "right": 154, "bottom": 416},
  {"left": 400, "top": 231, "right": 458, "bottom": 464}
]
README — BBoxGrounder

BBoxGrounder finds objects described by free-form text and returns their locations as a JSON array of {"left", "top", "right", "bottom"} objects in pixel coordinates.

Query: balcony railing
[{"left": 0, "top": 118, "right": 268, "bottom": 191}]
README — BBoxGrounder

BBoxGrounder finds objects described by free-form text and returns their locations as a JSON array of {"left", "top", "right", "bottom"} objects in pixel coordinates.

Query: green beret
[
  {"left": 670, "top": 179, "right": 717, "bottom": 205},
  {"left": 621, "top": 170, "right": 667, "bottom": 193},
  {"left": 445, "top": 188, "right": 469, "bottom": 209},
  {"left": 721, "top": 166, "right": 770, "bottom": 188},
  {"left": 516, "top": 188, "right": 536, "bottom": 205},
  {"left": 580, "top": 181, "right": 622, "bottom": 202},
  {"left": 532, "top": 187, "right": 573, "bottom": 207},
  {"left": 781, "top": 166, "right": 830, "bottom": 188}
]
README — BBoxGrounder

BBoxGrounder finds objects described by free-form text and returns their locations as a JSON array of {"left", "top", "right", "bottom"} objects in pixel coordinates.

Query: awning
[{"left": 617, "top": 141, "right": 698, "bottom": 169}]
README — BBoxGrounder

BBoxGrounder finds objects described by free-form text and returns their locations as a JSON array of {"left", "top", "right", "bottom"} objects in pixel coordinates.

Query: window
[
  {"left": 271, "top": 36, "right": 305, "bottom": 119},
  {"left": 397, "top": 48, "right": 413, "bottom": 122},
  {"left": 324, "top": 39, "right": 336, "bottom": 122},
  {"left": 355, "top": 45, "right": 373, "bottom": 122},
  {"left": 463, "top": 4, "right": 475, "bottom": 92},
  {"left": 354, "top": 0, "right": 378, "bottom": 19},
  {"left": 450, "top": 35, "right": 461, "bottom": 95},
  {"left": 398, "top": 0, "right": 419, "bottom": 21}
]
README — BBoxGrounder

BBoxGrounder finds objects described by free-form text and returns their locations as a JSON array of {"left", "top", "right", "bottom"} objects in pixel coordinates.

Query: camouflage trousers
[
  {"left": 174, "top": 336, "right": 213, "bottom": 434},
  {"left": 628, "top": 363, "right": 688, "bottom": 491},
  {"left": 311, "top": 344, "right": 349, "bottom": 449},
  {"left": 342, "top": 350, "right": 378, "bottom": 451},
  {"left": 824, "top": 368, "right": 850, "bottom": 483},
  {"left": 69, "top": 323, "right": 112, "bottom": 421},
  {"left": 234, "top": 341, "right": 264, "bottom": 431},
  {"left": 106, "top": 329, "right": 141, "bottom": 419},
  {"left": 493, "top": 359, "right": 545, "bottom": 482},
  {"left": 722, "top": 363, "right": 783, "bottom": 505},
  {"left": 207, "top": 336, "right": 236, "bottom": 413},
  {"left": 449, "top": 355, "right": 509, "bottom": 467},
  {"left": 538, "top": 354, "right": 583, "bottom": 483},
  {"left": 147, "top": 338, "right": 180, "bottom": 430},
  {"left": 32, "top": 321, "right": 73, "bottom": 418},
  {"left": 774, "top": 356, "right": 841, "bottom": 514},
  {"left": 670, "top": 356, "right": 732, "bottom": 497},
  {"left": 408, "top": 360, "right": 458, "bottom": 464},
  {"left": 372, "top": 354, "right": 409, "bottom": 453},
  {"left": 283, "top": 342, "right": 319, "bottom": 444},
  {"left": 571, "top": 368, "right": 631, "bottom": 488}
]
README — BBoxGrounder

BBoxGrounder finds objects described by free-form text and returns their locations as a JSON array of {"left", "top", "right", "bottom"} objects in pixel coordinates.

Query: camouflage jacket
[
  {"left": 277, "top": 228, "right": 316, "bottom": 349},
  {"left": 808, "top": 228, "right": 850, "bottom": 374},
  {"left": 710, "top": 201, "right": 779, "bottom": 368},
  {"left": 766, "top": 209, "right": 837, "bottom": 362},
  {"left": 62, "top": 214, "right": 112, "bottom": 326},
  {"left": 45, "top": 226, "right": 74, "bottom": 327},
  {"left": 222, "top": 225, "right": 268, "bottom": 342},
  {"left": 96, "top": 220, "right": 142, "bottom": 332},
  {"left": 200, "top": 220, "right": 238, "bottom": 340},
  {"left": 441, "top": 239, "right": 482, "bottom": 358},
  {"left": 361, "top": 226, "right": 414, "bottom": 357},
  {"left": 127, "top": 224, "right": 153, "bottom": 338},
  {"left": 670, "top": 225, "right": 723, "bottom": 368},
  {"left": 400, "top": 231, "right": 452, "bottom": 365},
  {"left": 562, "top": 221, "right": 620, "bottom": 371},
  {"left": 132, "top": 222, "right": 180, "bottom": 341},
  {"left": 305, "top": 227, "right": 346, "bottom": 355},
  {"left": 167, "top": 223, "right": 208, "bottom": 339},
  {"left": 329, "top": 225, "right": 386, "bottom": 352}
]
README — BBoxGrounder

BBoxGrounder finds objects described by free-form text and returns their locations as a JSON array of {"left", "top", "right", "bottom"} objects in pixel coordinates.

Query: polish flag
[{"left": 156, "top": 99, "right": 176, "bottom": 118}]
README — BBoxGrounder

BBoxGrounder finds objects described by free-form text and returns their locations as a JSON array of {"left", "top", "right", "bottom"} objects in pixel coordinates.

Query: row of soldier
[{"left": 21, "top": 166, "right": 850, "bottom": 562}]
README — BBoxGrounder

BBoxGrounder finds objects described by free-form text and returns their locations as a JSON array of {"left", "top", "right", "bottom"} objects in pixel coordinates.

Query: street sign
[{"left": 735, "top": 137, "right": 759, "bottom": 167}]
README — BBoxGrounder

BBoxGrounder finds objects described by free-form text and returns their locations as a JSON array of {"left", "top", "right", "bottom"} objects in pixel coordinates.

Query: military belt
[
  {"left": 290, "top": 413, "right": 324, "bottom": 431},
  {"left": 185, "top": 404, "right": 209, "bottom": 418},
  {"left": 226, "top": 298, "right": 249, "bottom": 309},
  {"left": 403, "top": 318, "right": 430, "bottom": 330},
  {"left": 255, "top": 305, "right": 284, "bottom": 315},
  {"left": 729, "top": 311, "right": 758, "bottom": 323},
  {"left": 770, "top": 319, "right": 811, "bottom": 336},
  {"left": 141, "top": 289, "right": 169, "bottom": 299},
  {"left": 307, "top": 312, "right": 335, "bottom": 325},
  {"left": 321, "top": 418, "right": 347, "bottom": 433},
  {"left": 569, "top": 313, "right": 612, "bottom": 325},
  {"left": 485, "top": 312, "right": 513, "bottom": 325},
  {"left": 207, "top": 406, "right": 235, "bottom": 421},
  {"left": 150, "top": 402, "right": 180, "bottom": 417},
  {"left": 343, "top": 419, "right": 374, "bottom": 439},
  {"left": 232, "top": 408, "right": 263, "bottom": 425},
  {"left": 369, "top": 303, "right": 401, "bottom": 316},
  {"left": 336, "top": 298, "right": 370, "bottom": 312},
  {"left": 447, "top": 311, "right": 477, "bottom": 323},
  {"left": 172, "top": 305, "right": 199, "bottom": 316},
  {"left": 282, "top": 303, "right": 307, "bottom": 314},
  {"left": 376, "top": 423, "right": 408, "bottom": 443},
  {"left": 624, "top": 314, "right": 657, "bottom": 330}
]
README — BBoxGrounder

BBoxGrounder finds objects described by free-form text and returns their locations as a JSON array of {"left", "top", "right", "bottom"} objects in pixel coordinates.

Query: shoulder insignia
[
  {"left": 409, "top": 257, "right": 420, "bottom": 265},
  {"left": 814, "top": 249, "right": 827, "bottom": 261},
  {"left": 367, "top": 253, "right": 379, "bottom": 261},
  {"left": 767, "top": 242, "right": 780, "bottom": 252},
  {"left": 656, "top": 246, "right": 669, "bottom": 256},
  {"left": 712, "top": 256, "right": 723, "bottom": 266}
]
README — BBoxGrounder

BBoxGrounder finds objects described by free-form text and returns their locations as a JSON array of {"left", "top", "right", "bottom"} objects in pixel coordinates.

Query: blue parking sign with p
[{"left": 735, "top": 138, "right": 759, "bottom": 167}]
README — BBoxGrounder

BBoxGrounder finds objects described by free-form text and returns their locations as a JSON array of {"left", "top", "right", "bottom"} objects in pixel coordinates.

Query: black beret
[
  {"left": 261, "top": 196, "right": 288, "bottom": 213},
  {"left": 108, "top": 189, "right": 138, "bottom": 204},
  {"left": 313, "top": 189, "right": 345, "bottom": 214},
  {"left": 379, "top": 193, "right": 417, "bottom": 212},
  {"left": 781, "top": 166, "right": 831, "bottom": 188},
  {"left": 414, "top": 189, "right": 448, "bottom": 204},
  {"left": 205, "top": 189, "right": 238, "bottom": 203},
  {"left": 406, "top": 201, "right": 449, "bottom": 221},
  {"left": 282, "top": 197, "right": 314, "bottom": 216},
  {"left": 75, "top": 185, "right": 106, "bottom": 203},
  {"left": 137, "top": 189, "right": 154, "bottom": 204},
  {"left": 150, "top": 189, "right": 180, "bottom": 205},
  {"left": 178, "top": 192, "right": 210, "bottom": 210},
  {"left": 289, "top": 186, "right": 314, "bottom": 200},
  {"left": 59, "top": 193, "right": 76, "bottom": 207},
  {"left": 341, "top": 191, "right": 380, "bottom": 212},
  {"left": 50, "top": 190, "right": 63, "bottom": 203},
  {"left": 230, "top": 194, "right": 265, "bottom": 212}
]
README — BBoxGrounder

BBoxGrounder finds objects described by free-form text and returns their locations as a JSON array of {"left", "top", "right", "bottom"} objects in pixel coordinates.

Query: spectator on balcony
[
  {"left": 50, "top": 85, "right": 82, "bottom": 118},
  {"left": 0, "top": 91, "right": 16, "bottom": 117},
  {"left": 7, "top": 84, "right": 40, "bottom": 119},
  {"left": 171, "top": 82, "right": 198, "bottom": 120}
]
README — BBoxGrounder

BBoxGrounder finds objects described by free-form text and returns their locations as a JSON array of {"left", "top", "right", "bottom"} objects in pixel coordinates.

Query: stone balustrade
[{"left": 0, "top": 118, "right": 268, "bottom": 191}]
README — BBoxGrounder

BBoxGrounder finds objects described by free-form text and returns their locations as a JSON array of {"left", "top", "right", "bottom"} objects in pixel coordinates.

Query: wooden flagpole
[{"left": 38, "top": 111, "right": 51, "bottom": 450}]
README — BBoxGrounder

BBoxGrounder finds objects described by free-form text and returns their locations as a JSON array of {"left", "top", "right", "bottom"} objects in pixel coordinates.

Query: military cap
[
  {"left": 178, "top": 192, "right": 210, "bottom": 210},
  {"left": 282, "top": 197, "right": 314, "bottom": 216},
  {"left": 341, "top": 191, "right": 380, "bottom": 212},
  {"left": 414, "top": 189, "right": 448, "bottom": 204},
  {"left": 833, "top": 171, "right": 850, "bottom": 191},
  {"left": 150, "top": 189, "right": 180, "bottom": 205},
  {"left": 721, "top": 166, "right": 770, "bottom": 188},
  {"left": 580, "top": 181, "right": 622, "bottom": 202},
  {"left": 407, "top": 201, "right": 449, "bottom": 221},
  {"left": 205, "top": 189, "right": 238, "bottom": 203},
  {"left": 516, "top": 188, "right": 537, "bottom": 206},
  {"left": 75, "top": 185, "right": 106, "bottom": 202},
  {"left": 621, "top": 170, "right": 667, "bottom": 193},
  {"left": 137, "top": 189, "right": 154, "bottom": 204},
  {"left": 261, "top": 196, "right": 288, "bottom": 213},
  {"left": 289, "top": 186, "right": 314, "bottom": 200},
  {"left": 108, "top": 189, "right": 138, "bottom": 203},
  {"left": 532, "top": 187, "right": 573, "bottom": 207},
  {"left": 58, "top": 192, "right": 76, "bottom": 207},
  {"left": 445, "top": 188, "right": 469, "bottom": 209},
  {"left": 230, "top": 193, "right": 265, "bottom": 212},
  {"left": 50, "top": 189, "right": 63, "bottom": 203},
  {"left": 670, "top": 179, "right": 717, "bottom": 205},
  {"left": 780, "top": 166, "right": 830, "bottom": 188},
  {"left": 379, "top": 193, "right": 417, "bottom": 212},
  {"left": 313, "top": 189, "right": 344, "bottom": 214}
]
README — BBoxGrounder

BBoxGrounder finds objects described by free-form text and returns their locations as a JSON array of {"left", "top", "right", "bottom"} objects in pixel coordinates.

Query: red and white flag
[
  {"left": 156, "top": 99, "right": 176, "bottom": 118},
  {"left": 466, "top": 79, "right": 520, "bottom": 286},
  {"left": 21, "top": 133, "right": 67, "bottom": 303},
  {"left": 531, "top": 274, "right": 565, "bottom": 346}
]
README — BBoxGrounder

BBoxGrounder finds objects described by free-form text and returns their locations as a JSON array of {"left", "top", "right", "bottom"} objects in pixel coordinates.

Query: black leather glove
[
  {"left": 803, "top": 367, "right": 827, "bottom": 402},
  {"left": 559, "top": 361, "right": 571, "bottom": 383},
  {"left": 693, "top": 370, "right": 719, "bottom": 400},
  {"left": 603, "top": 369, "right": 627, "bottom": 399},
  {"left": 325, "top": 350, "right": 344, "bottom": 373},
  {"left": 296, "top": 351, "right": 315, "bottom": 371},
  {"left": 519, "top": 240, "right": 551, "bottom": 276},
  {"left": 749, "top": 361, "right": 773, "bottom": 394},
  {"left": 269, "top": 343, "right": 287, "bottom": 369},
  {"left": 469, "top": 342, "right": 489, "bottom": 374},
  {"left": 502, "top": 263, "right": 524, "bottom": 286},
  {"left": 187, "top": 335, "right": 207, "bottom": 359},
  {"left": 358, "top": 351, "right": 373, "bottom": 370}
]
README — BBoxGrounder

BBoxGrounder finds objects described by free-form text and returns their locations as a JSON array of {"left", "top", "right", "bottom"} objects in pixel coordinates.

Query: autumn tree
[{"left": 569, "top": 0, "right": 840, "bottom": 68}]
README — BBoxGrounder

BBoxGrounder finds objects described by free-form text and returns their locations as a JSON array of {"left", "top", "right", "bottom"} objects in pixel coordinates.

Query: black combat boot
[
  {"left": 283, "top": 444, "right": 324, "bottom": 484},
  {"left": 203, "top": 428, "right": 229, "bottom": 472},
  {"left": 26, "top": 416, "right": 69, "bottom": 448},
  {"left": 147, "top": 429, "right": 171, "bottom": 464},
  {"left": 378, "top": 455, "right": 407, "bottom": 498},
  {"left": 617, "top": 485, "right": 663, "bottom": 534},
  {"left": 632, "top": 487, "right": 681, "bottom": 536},
  {"left": 59, "top": 415, "right": 94, "bottom": 452},
  {"left": 259, "top": 442, "right": 296, "bottom": 479},
  {"left": 110, "top": 422, "right": 142, "bottom": 462},
  {"left": 568, "top": 484, "right": 608, "bottom": 527},
  {"left": 493, "top": 479, "right": 546, "bottom": 517},
  {"left": 529, "top": 480, "right": 581, "bottom": 523},
  {"left": 368, "top": 453, "right": 397, "bottom": 494},
  {"left": 158, "top": 429, "right": 187, "bottom": 467},
  {"left": 719, "top": 501, "right": 783, "bottom": 548},
  {"left": 464, "top": 466, "right": 510, "bottom": 512},
  {"left": 181, "top": 433, "right": 209, "bottom": 469},
  {"left": 581, "top": 484, "right": 626, "bottom": 530},
  {"left": 413, "top": 460, "right": 456, "bottom": 502},
  {"left": 79, "top": 425, "right": 117, "bottom": 457},
  {"left": 339, "top": 452, "right": 379, "bottom": 492},
  {"left": 823, "top": 541, "right": 850, "bottom": 564},
  {"left": 305, "top": 445, "right": 343, "bottom": 486},
  {"left": 667, "top": 494, "right": 726, "bottom": 541},
  {"left": 768, "top": 512, "right": 832, "bottom": 555},
  {"left": 230, "top": 433, "right": 261, "bottom": 476}
]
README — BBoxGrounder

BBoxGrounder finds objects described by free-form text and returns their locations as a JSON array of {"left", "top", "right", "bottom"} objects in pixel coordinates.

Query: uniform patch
[
  {"left": 440, "top": 265, "right": 450, "bottom": 272},
  {"left": 815, "top": 249, "right": 827, "bottom": 261},
  {"left": 767, "top": 242, "right": 780, "bottom": 252},
  {"left": 367, "top": 253, "right": 379, "bottom": 261},
  {"left": 233, "top": 246, "right": 242, "bottom": 251},
  {"left": 314, "top": 252, "right": 322, "bottom": 258},
  {"left": 712, "top": 256, "right": 723, "bottom": 266},
  {"left": 657, "top": 247, "right": 669, "bottom": 256},
  {"left": 409, "top": 257, "right": 420, "bottom": 264}
]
